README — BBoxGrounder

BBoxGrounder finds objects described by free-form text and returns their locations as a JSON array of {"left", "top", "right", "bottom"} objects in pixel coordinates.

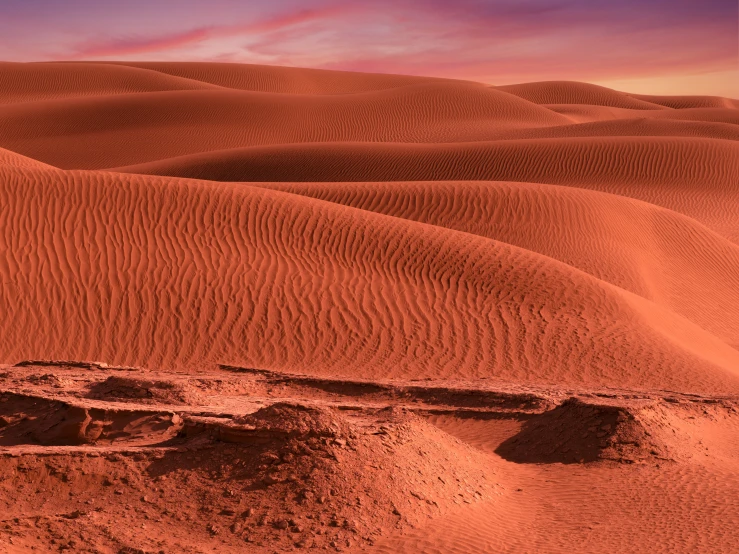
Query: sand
[{"left": 0, "top": 61, "right": 737, "bottom": 553}]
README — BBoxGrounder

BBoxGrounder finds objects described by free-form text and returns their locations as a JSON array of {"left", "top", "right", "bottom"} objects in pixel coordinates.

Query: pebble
[{"left": 273, "top": 519, "right": 289, "bottom": 530}]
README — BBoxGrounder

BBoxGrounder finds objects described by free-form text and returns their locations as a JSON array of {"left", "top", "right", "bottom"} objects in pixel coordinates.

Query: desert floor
[{"left": 0, "top": 61, "right": 737, "bottom": 553}]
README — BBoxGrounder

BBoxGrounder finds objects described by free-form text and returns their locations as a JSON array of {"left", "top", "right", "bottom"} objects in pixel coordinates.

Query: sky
[{"left": 0, "top": 0, "right": 737, "bottom": 96}]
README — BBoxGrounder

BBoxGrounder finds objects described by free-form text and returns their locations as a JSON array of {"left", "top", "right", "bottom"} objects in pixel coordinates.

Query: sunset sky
[{"left": 1, "top": 0, "right": 737, "bottom": 96}]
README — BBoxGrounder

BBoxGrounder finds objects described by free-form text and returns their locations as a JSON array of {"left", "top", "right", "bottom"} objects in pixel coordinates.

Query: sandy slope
[
  {"left": 3, "top": 161, "right": 739, "bottom": 393},
  {"left": 112, "top": 138, "right": 739, "bottom": 243},
  {"left": 0, "top": 62, "right": 218, "bottom": 105},
  {"left": 104, "top": 61, "right": 454, "bottom": 94},
  {"left": 496, "top": 81, "right": 670, "bottom": 110},
  {"left": 255, "top": 180, "right": 739, "bottom": 349},
  {"left": 0, "top": 83, "right": 570, "bottom": 169},
  {"left": 0, "top": 62, "right": 737, "bottom": 553}
]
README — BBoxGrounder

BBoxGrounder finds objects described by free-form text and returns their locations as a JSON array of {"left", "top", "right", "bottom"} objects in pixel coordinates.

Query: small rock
[
  {"left": 262, "top": 453, "right": 280, "bottom": 465},
  {"left": 263, "top": 475, "right": 282, "bottom": 486}
]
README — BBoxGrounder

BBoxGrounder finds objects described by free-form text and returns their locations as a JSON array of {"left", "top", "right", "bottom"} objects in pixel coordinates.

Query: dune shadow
[{"left": 495, "top": 398, "right": 625, "bottom": 464}]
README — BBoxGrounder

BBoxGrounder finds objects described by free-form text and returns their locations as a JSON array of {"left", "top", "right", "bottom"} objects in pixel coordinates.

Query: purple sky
[{"left": 1, "top": 0, "right": 737, "bottom": 96}]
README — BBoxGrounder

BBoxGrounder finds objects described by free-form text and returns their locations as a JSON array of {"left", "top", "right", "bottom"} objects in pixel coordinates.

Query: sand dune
[
  {"left": 113, "top": 137, "right": 739, "bottom": 243},
  {"left": 0, "top": 62, "right": 738, "bottom": 553},
  {"left": 631, "top": 93, "right": 739, "bottom": 110},
  {"left": 0, "top": 62, "right": 218, "bottom": 105},
  {"left": 0, "top": 146, "right": 54, "bottom": 168},
  {"left": 2, "top": 162, "right": 739, "bottom": 393},
  {"left": 0, "top": 83, "right": 571, "bottom": 169},
  {"left": 496, "top": 81, "right": 669, "bottom": 110},
  {"left": 544, "top": 104, "right": 739, "bottom": 126},
  {"left": 3, "top": 76, "right": 737, "bottom": 172},
  {"left": 3, "top": 93, "right": 736, "bottom": 171},
  {"left": 254, "top": 180, "right": 739, "bottom": 348},
  {"left": 105, "top": 61, "right": 453, "bottom": 94}
]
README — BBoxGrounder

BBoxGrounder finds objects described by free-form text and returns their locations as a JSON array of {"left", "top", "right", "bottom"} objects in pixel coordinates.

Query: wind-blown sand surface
[{"left": 0, "top": 62, "right": 737, "bottom": 553}]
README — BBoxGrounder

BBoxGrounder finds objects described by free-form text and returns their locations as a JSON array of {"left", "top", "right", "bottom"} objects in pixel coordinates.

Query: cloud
[
  {"left": 66, "top": 4, "right": 351, "bottom": 59},
  {"left": 72, "top": 27, "right": 211, "bottom": 57}
]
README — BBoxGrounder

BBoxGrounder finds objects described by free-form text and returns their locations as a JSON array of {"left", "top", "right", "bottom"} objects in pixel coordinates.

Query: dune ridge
[
  {"left": 496, "top": 81, "right": 670, "bottom": 110},
  {"left": 2, "top": 162, "right": 739, "bottom": 394},
  {"left": 253, "top": 180, "right": 739, "bottom": 348},
  {"left": 111, "top": 137, "right": 739, "bottom": 243}
]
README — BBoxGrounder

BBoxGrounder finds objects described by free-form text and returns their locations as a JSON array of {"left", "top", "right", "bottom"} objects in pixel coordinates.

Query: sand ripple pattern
[{"left": 0, "top": 63, "right": 737, "bottom": 395}]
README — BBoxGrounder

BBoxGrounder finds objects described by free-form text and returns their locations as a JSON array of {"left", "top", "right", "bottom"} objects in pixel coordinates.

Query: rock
[
  {"left": 263, "top": 475, "right": 282, "bottom": 486},
  {"left": 262, "top": 453, "right": 280, "bottom": 465}
]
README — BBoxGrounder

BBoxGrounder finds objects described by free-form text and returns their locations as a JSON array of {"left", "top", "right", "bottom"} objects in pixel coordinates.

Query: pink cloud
[
  {"left": 73, "top": 27, "right": 211, "bottom": 57},
  {"left": 66, "top": 5, "right": 353, "bottom": 59},
  {"left": 244, "top": 6, "right": 352, "bottom": 34},
  {"left": 248, "top": 10, "right": 736, "bottom": 86}
]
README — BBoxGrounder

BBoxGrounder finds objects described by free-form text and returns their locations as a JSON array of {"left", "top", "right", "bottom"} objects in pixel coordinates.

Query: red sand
[{"left": 0, "top": 61, "right": 737, "bottom": 553}]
